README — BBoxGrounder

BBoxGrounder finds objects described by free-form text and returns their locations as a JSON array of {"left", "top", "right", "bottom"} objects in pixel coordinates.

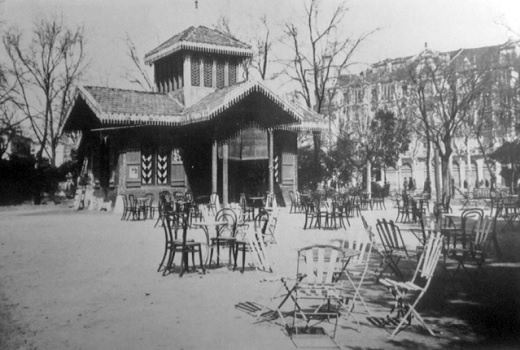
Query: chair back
[
  {"left": 145, "top": 193, "right": 154, "bottom": 206},
  {"left": 297, "top": 245, "right": 345, "bottom": 285},
  {"left": 375, "top": 219, "right": 409, "bottom": 258},
  {"left": 215, "top": 208, "right": 237, "bottom": 238},
  {"left": 460, "top": 208, "right": 484, "bottom": 233},
  {"left": 128, "top": 194, "right": 137, "bottom": 209},
  {"left": 162, "top": 211, "right": 189, "bottom": 243},
  {"left": 121, "top": 194, "right": 128, "bottom": 206},
  {"left": 473, "top": 216, "right": 493, "bottom": 251},
  {"left": 341, "top": 229, "right": 372, "bottom": 267},
  {"left": 415, "top": 233, "right": 443, "bottom": 280},
  {"left": 254, "top": 210, "right": 270, "bottom": 234}
]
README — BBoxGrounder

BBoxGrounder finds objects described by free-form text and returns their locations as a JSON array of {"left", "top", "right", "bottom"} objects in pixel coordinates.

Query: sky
[{"left": 1, "top": 0, "right": 520, "bottom": 91}]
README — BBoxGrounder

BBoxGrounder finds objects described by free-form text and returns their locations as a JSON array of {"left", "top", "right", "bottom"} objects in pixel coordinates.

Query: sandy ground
[{"left": 1, "top": 202, "right": 520, "bottom": 350}]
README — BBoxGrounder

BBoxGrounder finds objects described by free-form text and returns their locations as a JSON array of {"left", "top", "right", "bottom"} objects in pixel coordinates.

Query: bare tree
[
  {"left": 3, "top": 16, "right": 88, "bottom": 166},
  {"left": 406, "top": 50, "right": 493, "bottom": 197},
  {"left": 123, "top": 33, "right": 153, "bottom": 91},
  {"left": 214, "top": 14, "right": 272, "bottom": 81},
  {"left": 281, "top": 0, "right": 376, "bottom": 185}
]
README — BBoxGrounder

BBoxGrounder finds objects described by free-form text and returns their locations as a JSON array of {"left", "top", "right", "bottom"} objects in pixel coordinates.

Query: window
[
  {"left": 204, "top": 58, "right": 213, "bottom": 87},
  {"left": 191, "top": 56, "right": 201, "bottom": 86},
  {"left": 140, "top": 146, "right": 172, "bottom": 185},
  {"left": 216, "top": 60, "right": 225, "bottom": 88},
  {"left": 228, "top": 60, "right": 237, "bottom": 85}
]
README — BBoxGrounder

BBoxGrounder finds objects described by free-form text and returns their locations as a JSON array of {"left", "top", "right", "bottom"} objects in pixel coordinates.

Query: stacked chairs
[{"left": 339, "top": 226, "right": 374, "bottom": 323}]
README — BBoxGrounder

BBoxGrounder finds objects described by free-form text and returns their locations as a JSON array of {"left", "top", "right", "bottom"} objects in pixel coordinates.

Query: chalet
[{"left": 63, "top": 26, "right": 324, "bottom": 207}]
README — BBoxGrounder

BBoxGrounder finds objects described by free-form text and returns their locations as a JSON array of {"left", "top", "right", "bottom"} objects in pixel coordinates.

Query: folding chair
[
  {"left": 339, "top": 226, "right": 374, "bottom": 322},
  {"left": 233, "top": 222, "right": 273, "bottom": 273},
  {"left": 379, "top": 233, "right": 444, "bottom": 337},
  {"left": 290, "top": 245, "right": 355, "bottom": 338},
  {"left": 375, "top": 219, "right": 415, "bottom": 281},
  {"left": 447, "top": 216, "right": 494, "bottom": 272}
]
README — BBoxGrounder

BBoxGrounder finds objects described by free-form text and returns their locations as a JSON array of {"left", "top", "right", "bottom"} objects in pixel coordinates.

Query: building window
[
  {"left": 141, "top": 147, "right": 154, "bottom": 185},
  {"left": 229, "top": 61, "right": 237, "bottom": 85},
  {"left": 216, "top": 60, "right": 225, "bottom": 89},
  {"left": 156, "top": 148, "right": 169, "bottom": 185},
  {"left": 191, "top": 56, "right": 200, "bottom": 86},
  {"left": 140, "top": 146, "right": 172, "bottom": 185},
  {"left": 204, "top": 58, "right": 213, "bottom": 87}
]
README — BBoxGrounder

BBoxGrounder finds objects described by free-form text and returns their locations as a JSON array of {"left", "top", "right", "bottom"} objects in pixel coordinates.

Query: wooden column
[
  {"left": 222, "top": 143, "right": 229, "bottom": 207},
  {"left": 268, "top": 129, "right": 274, "bottom": 194},
  {"left": 212, "top": 141, "right": 218, "bottom": 194}
]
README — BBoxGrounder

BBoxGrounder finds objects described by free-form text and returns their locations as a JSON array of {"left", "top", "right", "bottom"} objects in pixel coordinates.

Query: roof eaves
[{"left": 145, "top": 41, "right": 253, "bottom": 65}]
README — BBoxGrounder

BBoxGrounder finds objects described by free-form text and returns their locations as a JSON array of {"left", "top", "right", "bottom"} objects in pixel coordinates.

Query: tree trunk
[{"left": 313, "top": 131, "right": 321, "bottom": 190}]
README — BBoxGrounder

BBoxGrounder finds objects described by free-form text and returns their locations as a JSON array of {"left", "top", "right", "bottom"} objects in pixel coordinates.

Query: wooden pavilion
[{"left": 63, "top": 26, "right": 325, "bottom": 207}]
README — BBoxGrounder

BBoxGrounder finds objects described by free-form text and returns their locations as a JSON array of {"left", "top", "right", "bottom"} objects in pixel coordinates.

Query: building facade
[{"left": 338, "top": 41, "right": 520, "bottom": 194}]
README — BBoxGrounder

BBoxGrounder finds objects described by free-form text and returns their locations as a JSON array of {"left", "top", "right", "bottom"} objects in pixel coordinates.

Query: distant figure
[
  {"left": 463, "top": 179, "right": 468, "bottom": 189},
  {"left": 409, "top": 177, "right": 415, "bottom": 191},
  {"left": 403, "top": 177, "right": 408, "bottom": 192},
  {"left": 485, "top": 178, "right": 489, "bottom": 187}
]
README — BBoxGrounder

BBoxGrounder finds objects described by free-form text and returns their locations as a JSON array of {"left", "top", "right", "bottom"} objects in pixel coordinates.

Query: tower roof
[{"left": 144, "top": 26, "right": 253, "bottom": 65}]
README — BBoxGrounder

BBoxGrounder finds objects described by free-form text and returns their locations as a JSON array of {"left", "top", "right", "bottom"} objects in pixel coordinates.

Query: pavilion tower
[{"left": 144, "top": 26, "right": 253, "bottom": 107}]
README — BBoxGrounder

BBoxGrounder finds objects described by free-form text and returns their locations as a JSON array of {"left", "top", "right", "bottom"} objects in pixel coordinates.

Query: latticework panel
[
  {"left": 204, "top": 58, "right": 213, "bottom": 87},
  {"left": 191, "top": 56, "right": 200, "bottom": 86},
  {"left": 228, "top": 61, "right": 237, "bottom": 85},
  {"left": 156, "top": 150, "right": 169, "bottom": 185},
  {"left": 141, "top": 150, "right": 153, "bottom": 185},
  {"left": 216, "top": 60, "right": 225, "bottom": 89}
]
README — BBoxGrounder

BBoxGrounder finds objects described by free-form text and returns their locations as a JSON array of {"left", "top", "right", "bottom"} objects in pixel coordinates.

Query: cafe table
[
  {"left": 248, "top": 196, "right": 265, "bottom": 217},
  {"left": 192, "top": 219, "right": 229, "bottom": 267}
]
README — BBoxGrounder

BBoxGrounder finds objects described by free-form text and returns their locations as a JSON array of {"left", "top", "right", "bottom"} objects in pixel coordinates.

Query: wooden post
[
  {"left": 222, "top": 143, "right": 229, "bottom": 207},
  {"left": 212, "top": 141, "right": 218, "bottom": 194},
  {"left": 268, "top": 129, "right": 274, "bottom": 194}
]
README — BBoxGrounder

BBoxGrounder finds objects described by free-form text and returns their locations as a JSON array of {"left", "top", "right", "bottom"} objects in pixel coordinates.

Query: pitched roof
[
  {"left": 144, "top": 26, "right": 253, "bottom": 65},
  {"left": 64, "top": 81, "right": 326, "bottom": 132}
]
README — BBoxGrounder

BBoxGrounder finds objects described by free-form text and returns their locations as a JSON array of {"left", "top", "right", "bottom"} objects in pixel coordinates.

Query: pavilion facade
[{"left": 63, "top": 26, "right": 324, "bottom": 207}]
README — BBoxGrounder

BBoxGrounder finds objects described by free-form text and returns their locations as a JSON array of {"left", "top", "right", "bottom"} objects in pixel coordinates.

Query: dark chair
[
  {"left": 154, "top": 192, "right": 173, "bottom": 228},
  {"left": 372, "top": 189, "right": 386, "bottom": 210},
  {"left": 375, "top": 218, "right": 415, "bottom": 281},
  {"left": 144, "top": 193, "right": 155, "bottom": 219},
  {"left": 288, "top": 190, "right": 301, "bottom": 213},
  {"left": 160, "top": 212, "right": 205, "bottom": 277},
  {"left": 239, "top": 193, "right": 255, "bottom": 222},
  {"left": 120, "top": 194, "right": 133, "bottom": 221},
  {"left": 209, "top": 208, "right": 238, "bottom": 268},
  {"left": 395, "top": 194, "right": 411, "bottom": 223}
]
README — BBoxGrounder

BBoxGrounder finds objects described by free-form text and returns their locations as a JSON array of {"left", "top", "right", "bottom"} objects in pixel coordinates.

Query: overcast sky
[{"left": 2, "top": 0, "right": 520, "bottom": 90}]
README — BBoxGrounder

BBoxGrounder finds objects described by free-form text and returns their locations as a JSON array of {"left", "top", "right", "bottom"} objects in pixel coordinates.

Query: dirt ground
[{"left": 1, "top": 202, "right": 520, "bottom": 350}]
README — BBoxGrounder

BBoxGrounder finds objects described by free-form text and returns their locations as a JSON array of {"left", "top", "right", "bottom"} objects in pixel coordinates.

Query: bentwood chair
[
  {"left": 160, "top": 212, "right": 205, "bottom": 277},
  {"left": 120, "top": 194, "right": 132, "bottom": 221},
  {"left": 209, "top": 208, "right": 238, "bottom": 268}
]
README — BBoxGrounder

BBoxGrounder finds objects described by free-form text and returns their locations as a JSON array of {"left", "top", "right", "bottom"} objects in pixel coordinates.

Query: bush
[{"left": 0, "top": 156, "right": 77, "bottom": 205}]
